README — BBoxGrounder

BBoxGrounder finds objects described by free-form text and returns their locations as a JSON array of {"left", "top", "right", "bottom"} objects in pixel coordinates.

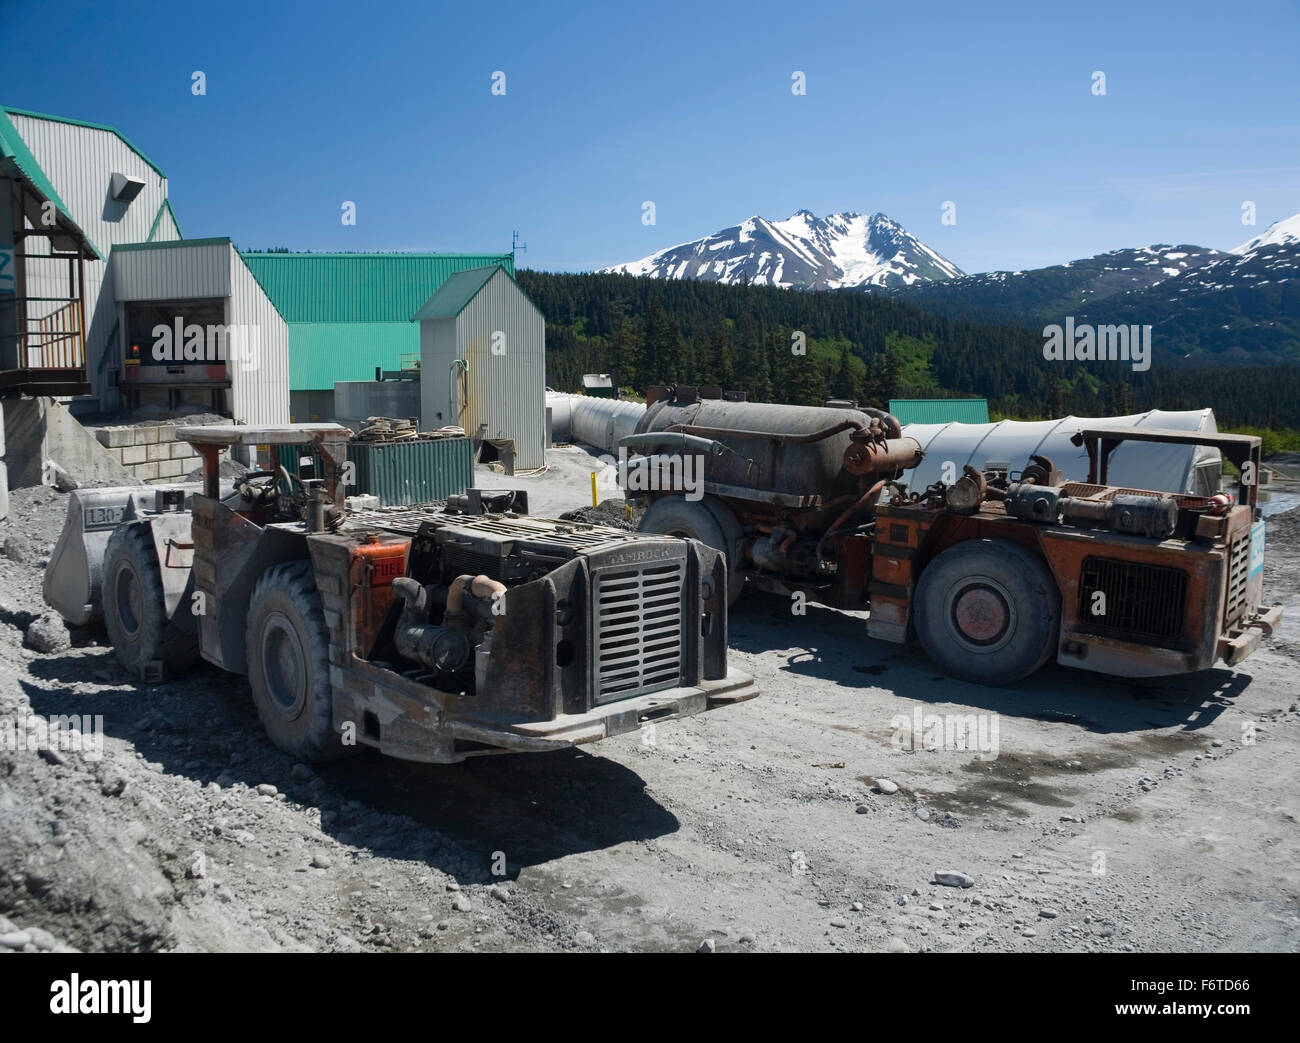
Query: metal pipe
[
  {"left": 667, "top": 418, "right": 864, "bottom": 445},
  {"left": 619, "top": 432, "right": 726, "bottom": 456},
  {"left": 815, "top": 480, "right": 886, "bottom": 562}
]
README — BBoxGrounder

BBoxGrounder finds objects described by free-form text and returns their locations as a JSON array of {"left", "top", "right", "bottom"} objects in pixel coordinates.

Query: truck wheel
[
  {"left": 246, "top": 560, "right": 353, "bottom": 762},
  {"left": 103, "top": 522, "right": 199, "bottom": 678},
  {"left": 639, "top": 494, "right": 745, "bottom": 605},
  {"left": 913, "top": 539, "right": 1060, "bottom": 686}
]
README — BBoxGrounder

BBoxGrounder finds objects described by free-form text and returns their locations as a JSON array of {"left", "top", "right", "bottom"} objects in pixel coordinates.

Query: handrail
[{"left": 1, "top": 299, "right": 87, "bottom": 371}]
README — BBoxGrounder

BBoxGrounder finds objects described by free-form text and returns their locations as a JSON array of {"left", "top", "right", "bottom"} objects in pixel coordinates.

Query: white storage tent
[{"left": 900, "top": 409, "right": 1221, "bottom": 496}]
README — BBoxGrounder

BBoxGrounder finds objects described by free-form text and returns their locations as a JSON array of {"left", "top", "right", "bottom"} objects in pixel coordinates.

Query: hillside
[{"left": 518, "top": 271, "right": 1300, "bottom": 429}]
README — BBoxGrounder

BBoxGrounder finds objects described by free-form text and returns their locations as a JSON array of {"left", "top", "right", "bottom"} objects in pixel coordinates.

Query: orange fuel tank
[{"left": 350, "top": 533, "right": 410, "bottom": 656}]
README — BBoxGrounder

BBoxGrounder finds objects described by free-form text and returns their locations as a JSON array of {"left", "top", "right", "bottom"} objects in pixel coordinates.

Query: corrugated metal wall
[
  {"left": 228, "top": 249, "right": 289, "bottom": 424},
  {"left": 10, "top": 113, "right": 177, "bottom": 412},
  {"left": 419, "top": 317, "right": 461, "bottom": 428},
  {"left": 287, "top": 321, "right": 420, "bottom": 389},
  {"left": 8, "top": 113, "right": 170, "bottom": 262},
  {"left": 275, "top": 436, "right": 472, "bottom": 506},
  {"left": 419, "top": 269, "right": 545, "bottom": 470},
  {"left": 113, "top": 242, "right": 231, "bottom": 301}
]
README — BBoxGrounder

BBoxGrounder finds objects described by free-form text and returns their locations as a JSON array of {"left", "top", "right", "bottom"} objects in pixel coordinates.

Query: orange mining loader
[{"left": 628, "top": 387, "right": 1279, "bottom": 685}]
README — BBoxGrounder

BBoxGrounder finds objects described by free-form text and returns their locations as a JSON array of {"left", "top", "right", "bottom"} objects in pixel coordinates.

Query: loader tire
[
  {"left": 639, "top": 494, "right": 745, "bottom": 605},
  {"left": 246, "top": 560, "right": 353, "bottom": 762},
  {"left": 914, "top": 539, "right": 1060, "bottom": 686},
  {"left": 103, "top": 522, "right": 200, "bottom": 679}
]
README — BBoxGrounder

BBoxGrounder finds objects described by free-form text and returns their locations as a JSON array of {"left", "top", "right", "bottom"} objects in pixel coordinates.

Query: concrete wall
[
  {"left": 86, "top": 414, "right": 228, "bottom": 483},
  {"left": 0, "top": 402, "right": 7, "bottom": 519},
  {"left": 4, "top": 397, "right": 132, "bottom": 489}
]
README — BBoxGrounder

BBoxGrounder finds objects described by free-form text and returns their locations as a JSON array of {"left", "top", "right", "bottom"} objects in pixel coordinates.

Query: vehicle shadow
[
  {"left": 22, "top": 648, "right": 681, "bottom": 884},
  {"left": 729, "top": 590, "right": 1254, "bottom": 736}
]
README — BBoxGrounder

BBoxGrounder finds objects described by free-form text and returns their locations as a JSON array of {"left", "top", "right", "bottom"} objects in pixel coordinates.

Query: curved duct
[{"left": 546, "top": 392, "right": 646, "bottom": 453}]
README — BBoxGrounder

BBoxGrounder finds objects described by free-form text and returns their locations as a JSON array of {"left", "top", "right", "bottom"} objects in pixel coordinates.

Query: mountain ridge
[{"left": 600, "top": 210, "right": 964, "bottom": 290}]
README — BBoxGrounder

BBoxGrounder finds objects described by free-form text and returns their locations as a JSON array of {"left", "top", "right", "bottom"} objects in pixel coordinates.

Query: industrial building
[
  {"left": 414, "top": 264, "right": 546, "bottom": 470},
  {"left": 112, "top": 238, "right": 289, "bottom": 423},
  {"left": 889, "top": 398, "right": 989, "bottom": 425},
  {"left": 0, "top": 101, "right": 547, "bottom": 493},
  {"left": 0, "top": 106, "right": 287, "bottom": 424},
  {"left": 238, "top": 252, "right": 518, "bottom": 424}
]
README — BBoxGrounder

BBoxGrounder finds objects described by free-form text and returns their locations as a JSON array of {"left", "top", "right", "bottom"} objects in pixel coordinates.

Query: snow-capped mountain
[
  {"left": 892, "top": 211, "right": 1300, "bottom": 365},
  {"left": 893, "top": 243, "right": 1229, "bottom": 323},
  {"left": 601, "top": 210, "right": 963, "bottom": 290},
  {"left": 1233, "top": 212, "right": 1300, "bottom": 254}
]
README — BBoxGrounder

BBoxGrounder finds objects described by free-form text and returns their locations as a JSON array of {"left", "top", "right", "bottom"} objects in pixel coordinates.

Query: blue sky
[{"left": 2, "top": 0, "right": 1296, "bottom": 275}]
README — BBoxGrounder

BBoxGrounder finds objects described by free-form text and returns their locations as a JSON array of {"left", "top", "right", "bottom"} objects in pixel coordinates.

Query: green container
[{"left": 274, "top": 436, "right": 473, "bottom": 506}]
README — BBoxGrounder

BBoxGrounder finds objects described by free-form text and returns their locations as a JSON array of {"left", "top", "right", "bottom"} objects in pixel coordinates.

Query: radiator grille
[
  {"left": 1224, "top": 533, "right": 1250, "bottom": 625},
  {"left": 442, "top": 546, "right": 504, "bottom": 581},
  {"left": 592, "top": 561, "right": 685, "bottom": 703},
  {"left": 1078, "top": 557, "right": 1188, "bottom": 648}
]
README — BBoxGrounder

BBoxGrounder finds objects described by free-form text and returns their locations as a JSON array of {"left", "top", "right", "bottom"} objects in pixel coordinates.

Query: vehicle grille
[
  {"left": 592, "top": 560, "right": 685, "bottom": 703},
  {"left": 1224, "top": 533, "right": 1250, "bottom": 625},
  {"left": 1077, "top": 556, "right": 1188, "bottom": 648}
]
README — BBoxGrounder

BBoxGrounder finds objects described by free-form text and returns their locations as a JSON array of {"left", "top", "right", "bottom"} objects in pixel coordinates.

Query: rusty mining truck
[
  {"left": 46, "top": 423, "right": 756, "bottom": 763},
  {"left": 626, "top": 387, "right": 1281, "bottom": 685}
]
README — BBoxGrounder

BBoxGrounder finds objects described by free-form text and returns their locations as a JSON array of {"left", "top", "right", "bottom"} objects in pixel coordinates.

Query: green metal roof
[
  {"left": 889, "top": 398, "right": 990, "bottom": 426},
  {"left": 411, "top": 264, "right": 504, "bottom": 320},
  {"left": 0, "top": 108, "right": 103, "bottom": 260},
  {"left": 240, "top": 252, "right": 515, "bottom": 323},
  {"left": 0, "top": 105, "right": 166, "bottom": 178},
  {"left": 287, "top": 322, "right": 421, "bottom": 390},
  {"left": 114, "top": 237, "right": 231, "bottom": 253}
]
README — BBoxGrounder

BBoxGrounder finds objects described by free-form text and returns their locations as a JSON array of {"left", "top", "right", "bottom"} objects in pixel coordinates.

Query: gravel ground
[{"left": 0, "top": 458, "right": 1296, "bottom": 953}]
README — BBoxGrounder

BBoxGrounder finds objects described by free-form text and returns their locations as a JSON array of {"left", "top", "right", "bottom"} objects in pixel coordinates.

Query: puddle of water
[{"left": 1259, "top": 489, "right": 1300, "bottom": 518}]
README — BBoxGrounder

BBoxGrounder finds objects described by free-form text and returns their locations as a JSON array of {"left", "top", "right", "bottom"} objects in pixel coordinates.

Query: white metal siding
[
  {"left": 151, "top": 205, "right": 181, "bottom": 242},
  {"left": 8, "top": 114, "right": 176, "bottom": 411},
  {"left": 227, "top": 251, "right": 289, "bottom": 425},
  {"left": 455, "top": 269, "right": 546, "bottom": 469},
  {"left": 8, "top": 114, "right": 169, "bottom": 254},
  {"left": 112, "top": 244, "right": 230, "bottom": 301},
  {"left": 420, "top": 318, "right": 463, "bottom": 429},
  {"left": 417, "top": 270, "right": 546, "bottom": 469}
]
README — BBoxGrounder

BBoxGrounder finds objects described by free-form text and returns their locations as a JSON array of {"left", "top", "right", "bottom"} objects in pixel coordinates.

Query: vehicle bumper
[
  {"left": 1220, "top": 603, "right": 1283, "bottom": 667},
  {"left": 334, "top": 658, "right": 759, "bottom": 763},
  {"left": 1058, "top": 603, "right": 1283, "bottom": 678},
  {"left": 450, "top": 670, "right": 759, "bottom": 752}
]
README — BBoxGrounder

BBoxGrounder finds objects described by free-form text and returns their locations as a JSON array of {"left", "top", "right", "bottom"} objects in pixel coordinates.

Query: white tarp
[{"left": 901, "top": 409, "right": 1220, "bottom": 496}]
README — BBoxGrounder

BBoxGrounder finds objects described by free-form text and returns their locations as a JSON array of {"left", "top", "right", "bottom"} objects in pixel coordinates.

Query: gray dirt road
[{"left": 0, "top": 457, "right": 1296, "bottom": 953}]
